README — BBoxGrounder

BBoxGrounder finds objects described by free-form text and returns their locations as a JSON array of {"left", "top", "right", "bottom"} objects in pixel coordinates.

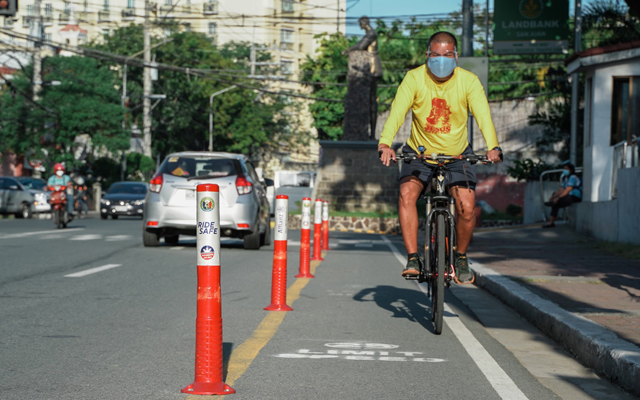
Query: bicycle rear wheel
[{"left": 433, "top": 213, "right": 445, "bottom": 335}]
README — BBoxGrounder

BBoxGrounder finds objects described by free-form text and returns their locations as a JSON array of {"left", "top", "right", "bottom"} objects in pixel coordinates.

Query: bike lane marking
[
  {"left": 0, "top": 227, "right": 84, "bottom": 239},
  {"left": 381, "top": 235, "right": 528, "bottom": 400},
  {"left": 186, "top": 253, "right": 326, "bottom": 400},
  {"left": 64, "top": 264, "right": 122, "bottom": 278}
]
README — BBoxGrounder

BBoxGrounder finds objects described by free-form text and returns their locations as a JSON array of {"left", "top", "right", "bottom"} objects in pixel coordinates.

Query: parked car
[
  {"left": 143, "top": 152, "right": 272, "bottom": 249},
  {"left": 16, "top": 177, "right": 51, "bottom": 214},
  {"left": 0, "top": 177, "right": 35, "bottom": 218},
  {"left": 100, "top": 181, "right": 149, "bottom": 219}
]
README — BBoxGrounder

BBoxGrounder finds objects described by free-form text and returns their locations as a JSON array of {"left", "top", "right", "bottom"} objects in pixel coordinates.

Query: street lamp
[{"left": 209, "top": 85, "right": 237, "bottom": 152}]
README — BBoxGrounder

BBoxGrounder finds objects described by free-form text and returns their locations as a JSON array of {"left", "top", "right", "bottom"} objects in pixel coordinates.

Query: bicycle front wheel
[{"left": 433, "top": 213, "right": 445, "bottom": 335}]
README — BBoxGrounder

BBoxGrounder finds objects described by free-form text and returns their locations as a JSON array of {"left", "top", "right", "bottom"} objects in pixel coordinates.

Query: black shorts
[{"left": 399, "top": 146, "right": 477, "bottom": 191}]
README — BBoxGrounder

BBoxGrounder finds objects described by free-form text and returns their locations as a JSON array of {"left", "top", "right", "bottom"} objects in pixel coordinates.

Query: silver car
[
  {"left": 142, "top": 152, "right": 272, "bottom": 249},
  {"left": 0, "top": 177, "right": 35, "bottom": 218}
]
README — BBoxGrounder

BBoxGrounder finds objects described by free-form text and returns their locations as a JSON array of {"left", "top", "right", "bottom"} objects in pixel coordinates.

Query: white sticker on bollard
[
  {"left": 322, "top": 201, "right": 329, "bottom": 221},
  {"left": 274, "top": 195, "right": 288, "bottom": 241},
  {"left": 314, "top": 199, "right": 322, "bottom": 225},
  {"left": 301, "top": 198, "right": 311, "bottom": 230},
  {"left": 197, "top": 185, "right": 220, "bottom": 266}
]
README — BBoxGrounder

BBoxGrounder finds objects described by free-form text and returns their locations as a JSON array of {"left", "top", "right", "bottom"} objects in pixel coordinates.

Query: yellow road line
[{"left": 187, "top": 254, "right": 325, "bottom": 399}]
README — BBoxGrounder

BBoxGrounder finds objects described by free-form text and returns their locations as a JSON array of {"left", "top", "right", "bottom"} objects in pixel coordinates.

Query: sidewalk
[{"left": 468, "top": 225, "right": 640, "bottom": 397}]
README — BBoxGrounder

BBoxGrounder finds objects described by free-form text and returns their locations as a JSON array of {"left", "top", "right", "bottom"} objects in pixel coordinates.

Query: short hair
[
  {"left": 359, "top": 16, "right": 370, "bottom": 25},
  {"left": 564, "top": 162, "right": 576, "bottom": 174},
  {"left": 428, "top": 31, "right": 458, "bottom": 52}
]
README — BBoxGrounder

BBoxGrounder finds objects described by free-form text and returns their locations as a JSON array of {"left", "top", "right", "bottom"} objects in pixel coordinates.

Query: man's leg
[
  {"left": 450, "top": 186, "right": 475, "bottom": 283},
  {"left": 399, "top": 176, "right": 424, "bottom": 254},
  {"left": 450, "top": 186, "right": 475, "bottom": 254},
  {"left": 399, "top": 176, "right": 424, "bottom": 276}
]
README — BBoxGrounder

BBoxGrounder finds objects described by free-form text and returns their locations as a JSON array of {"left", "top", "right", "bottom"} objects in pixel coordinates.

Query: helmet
[{"left": 53, "top": 163, "right": 65, "bottom": 172}]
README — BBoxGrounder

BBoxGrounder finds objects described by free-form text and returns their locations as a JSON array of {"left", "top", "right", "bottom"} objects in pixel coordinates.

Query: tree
[
  {"left": 0, "top": 56, "right": 127, "bottom": 167},
  {"left": 582, "top": 0, "right": 640, "bottom": 49},
  {"left": 89, "top": 27, "right": 298, "bottom": 158}
]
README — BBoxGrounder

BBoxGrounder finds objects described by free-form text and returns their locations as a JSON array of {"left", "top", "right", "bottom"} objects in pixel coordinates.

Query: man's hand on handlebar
[
  {"left": 486, "top": 148, "right": 503, "bottom": 163},
  {"left": 378, "top": 145, "right": 396, "bottom": 166}
]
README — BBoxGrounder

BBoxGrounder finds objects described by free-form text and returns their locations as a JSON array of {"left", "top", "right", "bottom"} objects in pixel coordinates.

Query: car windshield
[
  {"left": 108, "top": 183, "right": 147, "bottom": 194},
  {"left": 159, "top": 156, "right": 238, "bottom": 178},
  {"left": 18, "top": 178, "right": 45, "bottom": 190}
]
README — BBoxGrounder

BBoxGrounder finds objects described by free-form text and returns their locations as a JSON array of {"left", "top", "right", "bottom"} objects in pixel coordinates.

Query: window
[
  {"left": 127, "top": 0, "right": 135, "bottom": 8},
  {"left": 103, "top": 0, "right": 109, "bottom": 11},
  {"left": 79, "top": 32, "right": 87, "bottom": 43},
  {"left": 83, "top": 1, "right": 88, "bottom": 12},
  {"left": 281, "top": 28, "right": 293, "bottom": 43},
  {"left": 27, "top": 5, "right": 34, "bottom": 15},
  {"left": 611, "top": 77, "right": 640, "bottom": 145},
  {"left": 103, "top": 28, "right": 110, "bottom": 37},
  {"left": 281, "top": 59, "right": 294, "bottom": 75},
  {"left": 164, "top": 0, "right": 171, "bottom": 5},
  {"left": 64, "top": 1, "right": 71, "bottom": 13},
  {"left": 183, "top": 23, "right": 191, "bottom": 32},
  {"left": 45, "top": 33, "right": 52, "bottom": 41},
  {"left": 282, "top": 0, "right": 294, "bottom": 13},
  {"left": 45, "top": 3, "right": 52, "bottom": 15},
  {"left": 208, "top": 22, "right": 216, "bottom": 35}
]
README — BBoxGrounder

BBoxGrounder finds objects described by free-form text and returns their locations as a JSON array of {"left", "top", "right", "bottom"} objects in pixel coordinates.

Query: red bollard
[
  {"left": 311, "top": 199, "right": 324, "bottom": 261},
  {"left": 265, "top": 195, "right": 293, "bottom": 311},
  {"left": 321, "top": 200, "right": 330, "bottom": 251},
  {"left": 181, "top": 184, "right": 235, "bottom": 396},
  {"left": 296, "top": 197, "right": 314, "bottom": 278}
]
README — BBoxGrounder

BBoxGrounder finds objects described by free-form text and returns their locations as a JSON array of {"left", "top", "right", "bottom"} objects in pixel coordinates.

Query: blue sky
[{"left": 345, "top": 0, "right": 599, "bottom": 35}]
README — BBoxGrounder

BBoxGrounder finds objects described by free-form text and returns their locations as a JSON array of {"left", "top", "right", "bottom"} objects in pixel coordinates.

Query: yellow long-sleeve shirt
[{"left": 379, "top": 65, "right": 499, "bottom": 156}]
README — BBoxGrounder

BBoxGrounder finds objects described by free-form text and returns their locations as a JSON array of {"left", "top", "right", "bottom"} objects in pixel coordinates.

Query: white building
[{"left": 566, "top": 40, "right": 640, "bottom": 244}]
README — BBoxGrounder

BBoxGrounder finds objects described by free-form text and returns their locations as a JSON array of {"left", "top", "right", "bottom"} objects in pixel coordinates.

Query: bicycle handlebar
[{"left": 383, "top": 152, "right": 501, "bottom": 165}]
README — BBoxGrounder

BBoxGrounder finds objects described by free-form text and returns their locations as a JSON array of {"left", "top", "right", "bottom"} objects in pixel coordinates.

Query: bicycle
[{"left": 393, "top": 146, "right": 498, "bottom": 334}]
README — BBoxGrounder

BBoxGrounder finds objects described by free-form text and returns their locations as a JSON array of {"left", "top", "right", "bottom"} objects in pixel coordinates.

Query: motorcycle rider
[{"left": 47, "top": 163, "right": 74, "bottom": 217}]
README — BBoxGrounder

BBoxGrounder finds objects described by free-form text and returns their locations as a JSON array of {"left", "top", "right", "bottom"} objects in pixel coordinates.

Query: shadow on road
[{"left": 353, "top": 285, "right": 437, "bottom": 334}]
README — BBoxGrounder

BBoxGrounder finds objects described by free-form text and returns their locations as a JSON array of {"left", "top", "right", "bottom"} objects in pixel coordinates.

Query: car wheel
[
  {"left": 260, "top": 216, "right": 271, "bottom": 246},
  {"left": 143, "top": 228, "right": 160, "bottom": 247},
  {"left": 165, "top": 235, "right": 179, "bottom": 245},
  {"left": 243, "top": 220, "right": 261, "bottom": 250},
  {"left": 112, "top": 215, "right": 118, "bottom": 220},
  {"left": 100, "top": 214, "right": 108, "bottom": 220},
  {"left": 16, "top": 203, "right": 32, "bottom": 219}
]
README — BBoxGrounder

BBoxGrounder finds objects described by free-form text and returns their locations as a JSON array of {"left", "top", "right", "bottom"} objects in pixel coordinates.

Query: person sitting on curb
[{"left": 543, "top": 163, "right": 581, "bottom": 228}]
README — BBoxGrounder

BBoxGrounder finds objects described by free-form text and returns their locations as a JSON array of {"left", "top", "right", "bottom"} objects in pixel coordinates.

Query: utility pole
[
  {"left": 570, "top": 0, "right": 582, "bottom": 166},
  {"left": 485, "top": 0, "right": 489, "bottom": 57},
  {"left": 250, "top": 43, "right": 255, "bottom": 77},
  {"left": 336, "top": 0, "right": 339, "bottom": 33},
  {"left": 462, "top": 0, "right": 474, "bottom": 147},
  {"left": 143, "top": 0, "right": 152, "bottom": 158},
  {"left": 462, "top": 0, "right": 473, "bottom": 57},
  {"left": 32, "top": 0, "right": 43, "bottom": 100}
]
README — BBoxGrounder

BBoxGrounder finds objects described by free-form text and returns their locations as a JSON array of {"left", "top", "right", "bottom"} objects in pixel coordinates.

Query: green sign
[{"left": 493, "top": 0, "right": 570, "bottom": 55}]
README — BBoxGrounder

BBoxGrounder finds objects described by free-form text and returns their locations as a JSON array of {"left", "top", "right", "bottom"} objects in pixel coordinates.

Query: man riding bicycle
[{"left": 378, "top": 31, "right": 502, "bottom": 283}]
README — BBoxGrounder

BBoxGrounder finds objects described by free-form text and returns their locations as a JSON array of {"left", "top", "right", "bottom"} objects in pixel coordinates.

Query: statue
[{"left": 342, "top": 16, "right": 383, "bottom": 141}]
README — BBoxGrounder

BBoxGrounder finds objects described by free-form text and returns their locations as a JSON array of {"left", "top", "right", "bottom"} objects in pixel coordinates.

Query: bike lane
[{"left": 207, "top": 232, "right": 557, "bottom": 399}]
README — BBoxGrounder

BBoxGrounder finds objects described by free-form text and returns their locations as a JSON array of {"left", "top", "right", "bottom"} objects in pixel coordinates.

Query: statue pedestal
[
  {"left": 343, "top": 51, "right": 373, "bottom": 141},
  {"left": 315, "top": 141, "right": 403, "bottom": 214}
]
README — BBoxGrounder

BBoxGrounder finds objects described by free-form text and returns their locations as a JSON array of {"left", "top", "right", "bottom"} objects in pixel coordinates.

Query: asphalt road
[{"left": 0, "top": 216, "right": 635, "bottom": 400}]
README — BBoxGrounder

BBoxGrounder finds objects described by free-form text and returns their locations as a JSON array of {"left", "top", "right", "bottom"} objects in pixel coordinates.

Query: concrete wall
[
  {"left": 573, "top": 167, "right": 640, "bottom": 244},
  {"left": 524, "top": 181, "right": 561, "bottom": 224}
]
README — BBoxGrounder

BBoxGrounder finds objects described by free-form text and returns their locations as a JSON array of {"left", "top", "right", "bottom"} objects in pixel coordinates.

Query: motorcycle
[{"left": 49, "top": 185, "right": 72, "bottom": 229}]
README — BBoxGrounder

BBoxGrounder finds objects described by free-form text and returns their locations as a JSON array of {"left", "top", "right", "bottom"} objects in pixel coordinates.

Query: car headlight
[
  {"left": 101, "top": 199, "right": 111, "bottom": 206},
  {"left": 133, "top": 199, "right": 145, "bottom": 206}
]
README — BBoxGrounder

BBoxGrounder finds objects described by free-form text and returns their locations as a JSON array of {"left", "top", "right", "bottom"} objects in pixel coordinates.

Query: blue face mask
[
  {"left": 561, "top": 170, "right": 570, "bottom": 177},
  {"left": 428, "top": 56, "right": 457, "bottom": 78}
]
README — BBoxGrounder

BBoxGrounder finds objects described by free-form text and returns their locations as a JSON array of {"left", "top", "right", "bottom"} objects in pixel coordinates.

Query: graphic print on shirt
[{"left": 425, "top": 98, "right": 452, "bottom": 134}]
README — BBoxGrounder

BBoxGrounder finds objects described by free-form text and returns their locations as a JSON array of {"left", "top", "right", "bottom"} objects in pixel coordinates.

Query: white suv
[{"left": 142, "top": 152, "right": 271, "bottom": 249}]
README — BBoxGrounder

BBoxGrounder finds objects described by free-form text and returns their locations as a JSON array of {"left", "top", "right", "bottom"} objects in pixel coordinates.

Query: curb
[{"left": 472, "top": 261, "right": 640, "bottom": 397}]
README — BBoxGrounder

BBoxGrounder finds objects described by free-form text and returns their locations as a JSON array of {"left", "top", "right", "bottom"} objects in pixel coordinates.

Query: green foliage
[
  {"left": 506, "top": 159, "right": 555, "bottom": 182},
  {"left": 0, "top": 56, "right": 127, "bottom": 167},
  {"left": 92, "top": 156, "right": 121, "bottom": 189},
  {"left": 506, "top": 204, "right": 523, "bottom": 216},
  {"left": 582, "top": 0, "right": 640, "bottom": 49},
  {"left": 126, "top": 152, "right": 155, "bottom": 181}
]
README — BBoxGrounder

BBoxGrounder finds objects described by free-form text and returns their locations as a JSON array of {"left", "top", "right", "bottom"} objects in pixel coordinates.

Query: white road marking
[
  {"left": 0, "top": 227, "right": 84, "bottom": 239},
  {"left": 170, "top": 246, "right": 185, "bottom": 250},
  {"left": 381, "top": 235, "right": 529, "bottom": 400},
  {"left": 69, "top": 234, "right": 103, "bottom": 241},
  {"left": 105, "top": 235, "right": 132, "bottom": 242},
  {"left": 64, "top": 264, "right": 122, "bottom": 278},
  {"left": 273, "top": 342, "right": 447, "bottom": 363}
]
